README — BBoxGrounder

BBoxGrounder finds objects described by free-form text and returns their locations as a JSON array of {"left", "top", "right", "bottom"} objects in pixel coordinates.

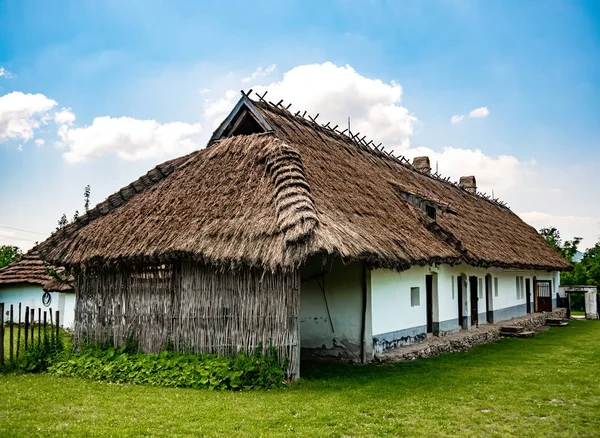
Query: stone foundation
[{"left": 375, "top": 309, "right": 567, "bottom": 363}]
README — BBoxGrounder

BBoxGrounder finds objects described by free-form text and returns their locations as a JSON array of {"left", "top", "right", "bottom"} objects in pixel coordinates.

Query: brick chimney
[
  {"left": 413, "top": 156, "right": 431, "bottom": 173},
  {"left": 459, "top": 176, "right": 477, "bottom": 194}
]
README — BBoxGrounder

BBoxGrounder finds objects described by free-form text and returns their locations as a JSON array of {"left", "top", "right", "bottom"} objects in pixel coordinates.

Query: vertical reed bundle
[{"left": 74, "top": 262, "right": 300, "bottom": 378}]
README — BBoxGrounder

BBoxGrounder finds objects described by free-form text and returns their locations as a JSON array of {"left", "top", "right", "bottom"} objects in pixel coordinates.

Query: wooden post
[
  {"left": 49, "top": 308, "right": 54, "bottom": 344},
  {"left": 16, "top": 303, "right": 22, "bottom": 359},
  {"left": 55, "top": 310, "right": 60, "bottom": 341},
  {"left": 24, "top": 306, "right": 29, "bottom": 351},
  {"left": 9, "top": 304, "right": 14, "bottom": 363},
  {"left": 0, "top": 302, "right": 4, "bottom": 367},
  {"left": 38, "top": 308, "right": 41, "bottom": 346},
  {"left": 30, "top": 308, "right": 35, "bottom": 345},
  {"left": 43, "top": 311, "right": 47, "bottom": 347}
]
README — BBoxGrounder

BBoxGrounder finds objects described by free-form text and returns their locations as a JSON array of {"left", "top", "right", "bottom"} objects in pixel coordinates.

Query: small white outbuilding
[{"left": 0, "top": 250, "right": 75, "bottom": 327}]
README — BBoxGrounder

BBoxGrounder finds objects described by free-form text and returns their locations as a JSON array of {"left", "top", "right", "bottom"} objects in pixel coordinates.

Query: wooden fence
[{"left": 0, "top": 302, "right": 61, "bottom": 367}]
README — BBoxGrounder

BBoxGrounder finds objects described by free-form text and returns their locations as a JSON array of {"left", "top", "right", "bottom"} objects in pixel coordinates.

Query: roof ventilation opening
[
  {"left": 413, "top": 156, "right": 431, "bottom": 173},
  {"left": 426, "top": 205, "right": 437, "bottom": 221},
  {"left": 459, "top": 176, "right": 477, "bottom": 194},
  {"left": 223, "top": 108, "right": 265, "bottom": 137}
]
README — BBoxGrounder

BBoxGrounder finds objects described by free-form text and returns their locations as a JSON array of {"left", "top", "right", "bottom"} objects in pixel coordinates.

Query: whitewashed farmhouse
[
  {"left": 0, "top": 250, "right": 75, "bottom": 327},
  {"left": 38, "top": 92, "right": 571, "bottom": 378}
]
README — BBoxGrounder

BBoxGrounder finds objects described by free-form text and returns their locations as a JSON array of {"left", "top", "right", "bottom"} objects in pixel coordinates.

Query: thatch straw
[
  {"left": 0, "top": 250, "right": 73, "bottom": 292},
  {"left": 38, "top": 96, "right": 571, "bottom": 272}
]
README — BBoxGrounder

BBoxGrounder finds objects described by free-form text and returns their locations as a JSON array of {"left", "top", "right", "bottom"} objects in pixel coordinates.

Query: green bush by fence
[{"left": 48, "top": 345, "right": 286, "bottom": 390}]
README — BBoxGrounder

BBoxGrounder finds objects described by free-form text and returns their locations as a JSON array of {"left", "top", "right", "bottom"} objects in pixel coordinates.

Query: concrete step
[
  {"left": 500, "top": 330, "right": 535, "bottom": 338},
  {"left": 546, "top": 321, "right": 569, "bottom": 327},
  {"left": 500, "top": 325, "right": 524, "bottom": 333},
  {"left": 546, "top": 318, "right": 566, "bottom": 325}
]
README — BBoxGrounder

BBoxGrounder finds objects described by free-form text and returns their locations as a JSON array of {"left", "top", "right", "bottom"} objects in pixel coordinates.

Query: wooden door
[
  {"left": 426, "top": 275, "right": 433, "bottom": 334},
  {"left": 469, "top": 276, "right": 478, "bottom": 327},
  {"left": 457, "top": 277, "right": 464, "bottom": 328},
  {"left": 537, "top": 280, "right": 552, "bottom": 312},
  {"left": 525, "top": 278, "right": 532, "bottom": 313},
  {"left": 486, "top": 275, "right": 493, "bottom": 323}
]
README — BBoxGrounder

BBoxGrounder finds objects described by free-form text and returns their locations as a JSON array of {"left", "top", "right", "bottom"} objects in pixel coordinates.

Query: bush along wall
[{"left": 48, "top": 344, "right": 287, "bottom": 390}]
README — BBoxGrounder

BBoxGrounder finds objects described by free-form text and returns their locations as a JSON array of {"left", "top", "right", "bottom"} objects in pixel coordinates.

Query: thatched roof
[
  {"left": 38, "top": 93, "right": 571, "bottom": 272},
  {"left": 0, "top": 250, "right": 73, "bottom": 292}
]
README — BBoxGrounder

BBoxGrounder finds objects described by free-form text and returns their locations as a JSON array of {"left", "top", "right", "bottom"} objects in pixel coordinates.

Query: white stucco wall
[
  {"left": 0, "top": 284, "right": 75, "bottom": 328},
  {"left": 369, "top": 263, "right": 562, "bottom": 347},
  {"left": 299, "top": 257, "right": 371, "bottom": 360}
]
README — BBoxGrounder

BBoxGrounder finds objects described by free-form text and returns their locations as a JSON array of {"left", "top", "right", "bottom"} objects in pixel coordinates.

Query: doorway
[
  {"left": 536, "top": 280, "right": 552, "bottom": 312},
  {"left": 526, "top": 278, "right": 532, "bottom": 314},
  {"left": 426, "top": 274, "right": 433, "bottom": 334},
  {"left": 457, "top": 275, "right": 465, "bottom": 329},
  {"left": 469, "top": 276, "right": 479, "bottom": 327},
  {"left": 485, "top": 274, "right": 493, "bottom": 323}
]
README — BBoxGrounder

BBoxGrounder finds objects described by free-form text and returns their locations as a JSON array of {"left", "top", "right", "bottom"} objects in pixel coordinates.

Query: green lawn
[{"left": 1, "top": 321, "right": 599, "bottom": 437}]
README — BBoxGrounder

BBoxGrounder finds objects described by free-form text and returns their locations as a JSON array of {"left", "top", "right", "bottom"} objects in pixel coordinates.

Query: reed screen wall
[{"left": 74, "top": 262, "right": 300, "bottom": 378}]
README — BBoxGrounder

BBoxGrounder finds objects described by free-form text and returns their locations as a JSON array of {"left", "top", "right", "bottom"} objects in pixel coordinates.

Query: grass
[
  {"left": 570, "top": 309, "right": 585, "bottom": 316},
  {"left": 1, "top": 321, "right": 599, "bottom": 437},
  {"left": 2, "top": 323, "right": 61, "bottom": 362}
]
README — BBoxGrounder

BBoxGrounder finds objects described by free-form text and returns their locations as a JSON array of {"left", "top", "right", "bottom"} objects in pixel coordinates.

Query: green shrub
[
  {"left": 1, "top": 327, "right": 67, "bottom": 373},
  {"left": 48, "top": 345, "right": 286, "bottom": 390}
]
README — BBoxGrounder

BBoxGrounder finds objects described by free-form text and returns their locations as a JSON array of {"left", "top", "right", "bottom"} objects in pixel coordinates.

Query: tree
[
  {"left": 0, "top": 245, "right": 22, "bottom": 269},
  {"left": 84, "top": 185, "right": 91, "bottom": 212},
  {"left": 539, "top": 227, "right": 582, "bottom": 263}
]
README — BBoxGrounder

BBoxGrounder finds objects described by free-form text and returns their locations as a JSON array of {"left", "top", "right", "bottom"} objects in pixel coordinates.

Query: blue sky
[{"left": 1, "top": 0, "right": 599, "bottom": 250}]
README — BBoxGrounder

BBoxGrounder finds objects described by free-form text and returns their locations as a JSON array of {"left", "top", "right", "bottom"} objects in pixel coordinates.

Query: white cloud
[
  {"left": 59, "top": 116, "right": 202, "bottom": 163},
  {"left": 198, "top": 88, "right": 211, "bottom": 95},
  {"left": 242, "top": 64, "right": 276, "bottom": 84},
  {"left": 0, "top": 92, "right": 57, "bottom": 143},
  {"left": 469, "top": 106, "right": 489, "bottom": 118},
  {"left": 451, "top": 114, "right": 465, "bottom": 124},
  {"left": 249, "top": 62, "right": 417, "bottom": 150},
  {"left": 406, "top": 146, "right": 523, "bottom": 193},
  {"left": 204, "top": 89, "right": 238, "bottom": 127},
  {"left": 0, "top": 67, "right": 13, "bottom": 78},
  {"left": 518, "top": 212, "right": 599, "bottom": 249},
  {"left": 54, "top": 107, "right": 76, "bottom": 125},
  {"left": 35, "top": 138, "right": 45, "bottom": 147}
]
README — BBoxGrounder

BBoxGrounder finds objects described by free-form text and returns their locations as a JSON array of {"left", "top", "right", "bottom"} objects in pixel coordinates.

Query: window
[
  {"left": 426, "top": 205, "right": 437, "bottom": 221},
  {"left": 494, "top": 277, "right": 499, "bottom": 297},
  {"left": 451, "top": 276, "right": 455, "bottom": 299},
  {"left": 516, "top": 276, "right": 525, "bottom": 299},
  {"left": 478, "top": 278, "right": 484, "bottom": 299},
  {"left": 411, "top": 287, "right": 420, "bottom": 307}
]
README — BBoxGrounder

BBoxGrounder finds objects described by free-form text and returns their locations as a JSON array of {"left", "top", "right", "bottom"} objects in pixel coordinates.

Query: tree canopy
[
  {"left": 540, "top": 227, "right": 599, "bottom": 288},
  {"left": 0, "top": 245, "right": 22, "bottom": 269}
]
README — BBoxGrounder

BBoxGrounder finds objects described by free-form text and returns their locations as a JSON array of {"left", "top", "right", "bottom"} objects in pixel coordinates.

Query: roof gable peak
[{"left": 210, "top": 94, "right": 274, "bottom": 142}]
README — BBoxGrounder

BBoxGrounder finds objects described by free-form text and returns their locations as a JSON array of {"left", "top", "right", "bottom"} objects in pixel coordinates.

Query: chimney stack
[
  {"left": 413, "top": 156, "right": 431, "bottom": 173},
  {"left": 459, "top": 176, "right": 477, "bottom": 194}
]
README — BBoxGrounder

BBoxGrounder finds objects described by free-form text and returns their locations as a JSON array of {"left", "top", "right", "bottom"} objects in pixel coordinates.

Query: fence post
[
  {"left": 16, "top": 303, "right": 22, "bottom": 360},
  {"left": 49, "top": 308, "right": 54, "bottom": 344},
  {"left": 55, "top": 310, "right": 60, "bottom": 341},
  {"left": 38, "top": 308, "right": 41, "bottom": 346},
  {"left": 9, "top": 304, "right": 14, "bottom": 363},
  {"left": 24, "top": 306, "right": 29, "bottom": 351},
  {"left": 30, "top": 308, "right": 34, "bottom": 345},
  {"left": 0, "top": 302, "right": 4, "bottom": 367},
  {"left": 43, "top": 311, "right": 47, "bottom": 347}
]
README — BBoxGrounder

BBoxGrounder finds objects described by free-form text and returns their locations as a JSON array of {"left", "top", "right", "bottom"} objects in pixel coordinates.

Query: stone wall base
[{"left": 375, "top": 309, "right": 567, "bottom": 363}]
